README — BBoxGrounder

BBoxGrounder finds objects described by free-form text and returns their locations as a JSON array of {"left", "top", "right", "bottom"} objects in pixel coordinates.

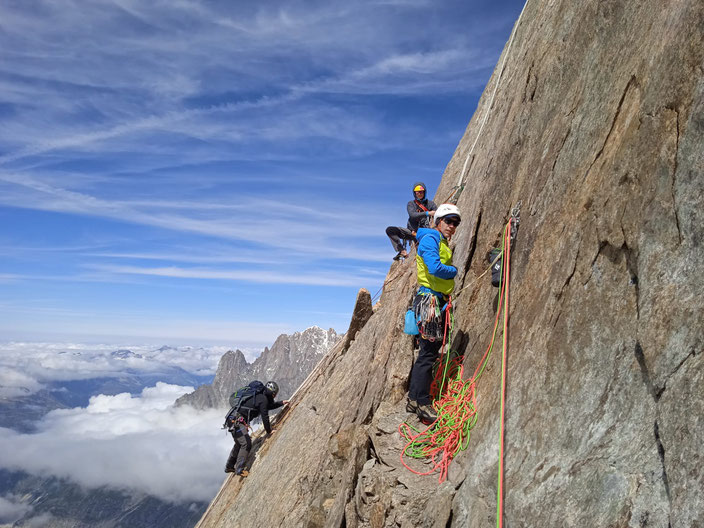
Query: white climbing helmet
[{"left": 434, "top": 203, "right": 461, "bottom": 223}]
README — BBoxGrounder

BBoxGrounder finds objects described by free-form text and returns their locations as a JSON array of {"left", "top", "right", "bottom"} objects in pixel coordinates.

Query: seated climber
[
  {"left": 385, "top": 182, "right": 437, "bottom": 260},
  {"left": 406, "top": 204, "right": 461, "bottom": 424},
  {"left": 225, "top": 380, "right": 289, "bottom": 477}
]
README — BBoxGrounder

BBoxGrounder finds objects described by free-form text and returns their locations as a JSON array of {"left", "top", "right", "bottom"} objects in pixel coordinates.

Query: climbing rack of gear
[
  {"left": 414, "top": 293, "right": 452, "bottom": 341},
  {"left": 400, "top": 204, "right": 520, "bottom": 528}
]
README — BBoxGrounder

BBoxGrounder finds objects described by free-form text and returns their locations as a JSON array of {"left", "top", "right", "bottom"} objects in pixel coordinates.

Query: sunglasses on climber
[{"left": 441, "top": 216, "right": 461, "bottom": 227}]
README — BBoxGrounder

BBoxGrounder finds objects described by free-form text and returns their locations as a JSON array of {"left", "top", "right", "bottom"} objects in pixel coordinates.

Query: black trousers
[
  {"left": 385, "top": 226, "right": 415, "bottom": 253},
  {"left": 408, "top": 337, "right": 443, "bottom": 405},
  {"left": 225, "top": 423, "right": 251, "bottom": 473}
]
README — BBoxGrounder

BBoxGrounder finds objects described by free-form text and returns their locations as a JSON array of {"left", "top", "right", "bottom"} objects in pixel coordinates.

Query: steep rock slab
[
  {"left": 195, "top": 263, "right": 419, "bottom": 528},
  {"left": 435, "top": 0, "right": 703, "bottom": 526},
  {"left": 197, "top": 0, "right": 703, "bottom": 526}
]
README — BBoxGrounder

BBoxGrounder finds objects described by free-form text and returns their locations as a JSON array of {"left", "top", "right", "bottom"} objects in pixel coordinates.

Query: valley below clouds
[{"left": 0, "top": 341, "right": 254, "bottom": 525}]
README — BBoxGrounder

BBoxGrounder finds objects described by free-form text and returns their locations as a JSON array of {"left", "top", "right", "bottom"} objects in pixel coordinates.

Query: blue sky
[{"left": 0, "top": 0, "right": 525, "bottom": 347}]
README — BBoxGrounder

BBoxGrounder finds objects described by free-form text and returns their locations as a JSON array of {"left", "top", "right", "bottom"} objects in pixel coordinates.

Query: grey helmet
[{"left": 265, "top": 381, "right": 279, "bottom": 397}]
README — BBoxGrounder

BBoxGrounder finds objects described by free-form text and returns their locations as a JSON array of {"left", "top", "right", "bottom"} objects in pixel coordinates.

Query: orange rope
[
  {"left": 496, "top": 219, "right": 512, "bottom": 527},
  {"left": 400, "top": 217, "right": 515, "bottom": 493}
]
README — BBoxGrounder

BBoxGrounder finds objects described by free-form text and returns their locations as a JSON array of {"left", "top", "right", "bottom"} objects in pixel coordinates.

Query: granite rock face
[
  {"left": 196, "top": 1, "right": 703, "bottom": 526},
  {"left": 176, "top": 326, "right": 340, "bottom": 408}
]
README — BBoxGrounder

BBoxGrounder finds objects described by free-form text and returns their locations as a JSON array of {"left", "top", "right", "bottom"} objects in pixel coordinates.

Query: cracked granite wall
[
  {"left": 436, "top": 0, "right": 703, "bottom": 525},
  {"left": 197, "top": 0, "right": 702, "bottom": 526}
]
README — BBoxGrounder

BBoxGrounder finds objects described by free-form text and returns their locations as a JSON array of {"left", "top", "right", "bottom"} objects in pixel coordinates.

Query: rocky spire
[{"left": 176, "top": 326, "right": 340, "bottom": 409}]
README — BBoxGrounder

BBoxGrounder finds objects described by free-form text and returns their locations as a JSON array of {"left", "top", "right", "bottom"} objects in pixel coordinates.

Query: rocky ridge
[
  {"left": 176, "top": 326, "right": 340, "bottom": 409},
  {"left": 196, "top": 1, "right": 703, "bottom": 526}
]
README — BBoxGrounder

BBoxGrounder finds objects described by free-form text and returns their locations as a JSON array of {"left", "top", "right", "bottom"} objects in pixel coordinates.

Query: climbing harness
[
  {"left": 413, "top": 292, "right": 451, "bottom": 342},
  {"left": 414, "top": 199, "right": 435, "bottom": 230},
  {"left": 400, "top": 213, "right": 518, "bottom": 528},
  {"left": 223, "top": 414, "right": 250, "bottom": 434}
]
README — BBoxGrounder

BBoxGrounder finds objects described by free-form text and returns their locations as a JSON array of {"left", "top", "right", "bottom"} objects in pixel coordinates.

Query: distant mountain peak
[
  {"left": 175, "top": 327, "right": 341, "bottom": 409},
  {"left": 111, "top": 349, "right": 144, "bottom": 360}
]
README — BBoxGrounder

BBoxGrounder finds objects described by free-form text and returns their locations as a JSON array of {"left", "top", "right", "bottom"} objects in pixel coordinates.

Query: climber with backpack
[
  {"left": 223, "top": 380, "right": 289, "bottom": 477},
  {"left": 385, "top": 182, "right": 438, "bottom": 260},
  {"left": 406, "top": 203, "right": 461, "bottom": 424}
]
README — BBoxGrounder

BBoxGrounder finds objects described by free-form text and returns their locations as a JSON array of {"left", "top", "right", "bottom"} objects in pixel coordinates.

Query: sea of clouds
[
  {"left": 0, "top": 382, "right": 231, "bottom": 504},
  {"left": 0, "top": 341, "right": 261, "bottom": 398},
  {"left": 0, "top": 341, "right": 265, "bottom": 523}
]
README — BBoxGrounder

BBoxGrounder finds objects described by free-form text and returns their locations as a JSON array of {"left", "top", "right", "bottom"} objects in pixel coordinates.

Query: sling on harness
[
  {"left": 414, "top": 200, "right": 429, "bottom": 212},
  {"left": 413, "top": 292, "right": 450, "bottom": 342},
  {"left": 223, "top": 380, "right": 265, "bottom": 432}
]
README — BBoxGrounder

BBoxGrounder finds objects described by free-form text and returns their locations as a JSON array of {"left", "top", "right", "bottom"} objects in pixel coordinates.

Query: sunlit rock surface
[{"left": 196, "top": 0, "right": 703, "bottom": 526}]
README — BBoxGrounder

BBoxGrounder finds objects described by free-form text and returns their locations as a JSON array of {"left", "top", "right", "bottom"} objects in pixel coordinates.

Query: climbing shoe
[
  {"left": 405, "top": 399, "right": 418, "bottom": 413},
  {"left": 237, "top": 470, "right": 249, "bottom": 478},
  {"left": 224, "top": 467, "right": 236, "bottom": 473},
  {"left": 416, "top": 403, "right": 437, "bottom": 425}
]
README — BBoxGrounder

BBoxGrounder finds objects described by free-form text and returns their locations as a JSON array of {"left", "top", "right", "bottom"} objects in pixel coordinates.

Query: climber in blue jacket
[{"left": 407, "top": 203, "right": 461, "bottom": 424}]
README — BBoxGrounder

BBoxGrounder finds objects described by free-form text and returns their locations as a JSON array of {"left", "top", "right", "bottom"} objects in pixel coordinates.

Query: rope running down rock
[{"left": 399, "top": 216, "right": 515, "bottom": 528}]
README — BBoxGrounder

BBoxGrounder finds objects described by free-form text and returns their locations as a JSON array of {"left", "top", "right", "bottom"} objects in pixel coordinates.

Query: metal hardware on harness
[
  {"left": 224, "top": 413, "right": 250, "bottom": 433},
  {"left": 510, "top": 201, "right": 521, "bottom": 242}
]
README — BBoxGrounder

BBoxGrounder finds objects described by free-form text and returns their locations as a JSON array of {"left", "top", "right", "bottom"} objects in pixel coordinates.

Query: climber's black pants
[
  {"left": 408, "top": 338, "right": 443, "bottom": 405},
  {"left": 385, "top": 226, "right": 414, "bottom": 253},
  {"left": 225, "top": 423, "right": 251, "bottom": 474}
]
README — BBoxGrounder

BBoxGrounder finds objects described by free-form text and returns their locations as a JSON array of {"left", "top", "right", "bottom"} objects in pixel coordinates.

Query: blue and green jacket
[{"left": 415, "top": 228, "right": 457, "bottom": 297}]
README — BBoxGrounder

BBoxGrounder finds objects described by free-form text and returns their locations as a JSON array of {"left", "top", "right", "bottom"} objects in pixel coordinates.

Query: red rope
[
  {"left": 400, "top": 219, "right": 514, "bottom": 483},
  {"left": 399, "top": 362, "right": 477, "bottom": 481},
  {"left": 400, "top": 217, "right": 516, "bottom": 505}
]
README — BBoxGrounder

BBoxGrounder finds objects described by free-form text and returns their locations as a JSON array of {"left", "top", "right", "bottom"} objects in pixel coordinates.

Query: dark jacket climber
[
  {"left": 225, "top": 381, "right": 289, "bottom": 477},
  {"left": 406, "top": 182, "right": 437, "bottom": 232},
  {"left": 407, "top": 204, "right": 460, "bottom": 425},
  {"left": 385, "top": 182, "right": 438, "bottom": 260}
]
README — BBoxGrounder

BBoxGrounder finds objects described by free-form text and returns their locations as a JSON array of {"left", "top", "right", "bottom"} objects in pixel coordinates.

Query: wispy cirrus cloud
[
  {"left": 91, "top": 263, "right": 384, "bottom": 287},
  {"left": 0, "top": 172, "right": 397, "bottom": 259},
  {"left": 0, "top": 0, "right": 510, "bottom": 166},
  {"left": 295, "top": 49, "right": 497, "bottom": 96},
  {"left": 0, "top": 0, "right": 526, "bottom": 342}
]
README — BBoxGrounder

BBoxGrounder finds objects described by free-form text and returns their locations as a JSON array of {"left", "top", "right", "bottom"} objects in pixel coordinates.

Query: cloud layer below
[
  {"left": 0, "top": 341, "right": 255, "bottom": 398},
  {"left": 0, "top": 382, "right": 231, "bottom": 503}
]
